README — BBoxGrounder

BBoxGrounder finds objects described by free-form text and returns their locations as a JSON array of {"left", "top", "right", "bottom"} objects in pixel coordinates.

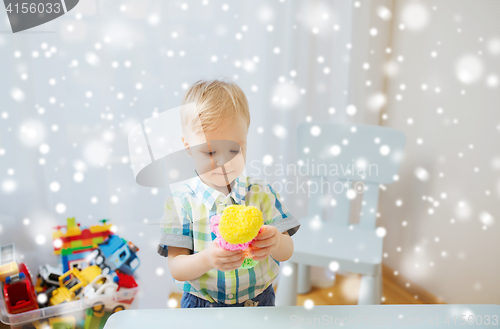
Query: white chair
[{"left": 276, "top": 122, "right": 406, "bottom": 306}]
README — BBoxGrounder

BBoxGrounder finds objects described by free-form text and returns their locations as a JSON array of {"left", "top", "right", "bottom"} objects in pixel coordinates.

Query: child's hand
[
  {"left": 249, "top": 225, "right": 281, "bottom": 261},
  {"left": 204, "top": 240, "right": 245, "bottom": 272}
]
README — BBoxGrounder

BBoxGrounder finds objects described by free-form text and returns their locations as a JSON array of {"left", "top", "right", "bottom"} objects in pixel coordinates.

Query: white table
[{"left": 104, "top": 304, "right": 500, "bottom": 328}]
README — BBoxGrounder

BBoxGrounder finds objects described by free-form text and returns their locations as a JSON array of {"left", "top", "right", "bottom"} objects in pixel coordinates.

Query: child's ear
[{"left": 181, "top": 136, "right": 192, "bottom": 156}]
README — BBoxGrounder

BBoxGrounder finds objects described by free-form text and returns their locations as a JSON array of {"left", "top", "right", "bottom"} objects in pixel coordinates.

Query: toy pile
[{"left": 0, "top": 217, "right": 140, "bottom": 329}]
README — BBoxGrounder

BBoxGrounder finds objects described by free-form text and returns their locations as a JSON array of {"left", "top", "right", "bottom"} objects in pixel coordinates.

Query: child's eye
[
  {"left": 203, "top": 151, "right": 215, "bottom": 155},
  {"left": 230, "top": 150, "right": 240, "bottom": 153}
]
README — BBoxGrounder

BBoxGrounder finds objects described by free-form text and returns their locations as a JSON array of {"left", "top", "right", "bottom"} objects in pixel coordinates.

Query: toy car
[
  {"left": 38, "top": 264, "right": 63, "bottom": 288},
  {"left": 35, "top": 264, "right": 63, "bottom": 305},
  {"left": 83, "top": 273, "right": 118, "bottom": 299},
  {"left": 3, "top": 263, "right": 39, "bottom": 314},
  {"left": 82, "top": 273, "right": 120, "bottom": 316},
  {"left": 48, "top": 265, "right": 102, "bottom": 306},
  {"left": 112, "top": 270, "right": 139, "bottom": 309},
  {"left": 90, "top": 235, "right": 140, "bottom": 275}
]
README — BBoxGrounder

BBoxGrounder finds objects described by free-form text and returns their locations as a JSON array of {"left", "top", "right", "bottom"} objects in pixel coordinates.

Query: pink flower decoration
[{"left": 210, "top": 215, "right": 265, "bottom": 252}]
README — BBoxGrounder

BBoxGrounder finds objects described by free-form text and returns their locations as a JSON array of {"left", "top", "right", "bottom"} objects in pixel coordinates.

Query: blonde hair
[{"left": 181, "top": 77, "right": 250, "bottom": 136}]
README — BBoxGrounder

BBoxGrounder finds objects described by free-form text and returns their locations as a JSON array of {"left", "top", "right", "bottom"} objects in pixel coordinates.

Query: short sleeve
[
  {"left": 157, "top": 195, "right": 193, "bottom": 257},
  {"left": 260, "top": 183, "right": 301, "bottom": 237}
]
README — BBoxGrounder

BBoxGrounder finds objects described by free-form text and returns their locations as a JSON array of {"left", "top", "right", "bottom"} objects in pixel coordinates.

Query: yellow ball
[{"left": 219, "top": 205, "right": 263, "bottom": 244}]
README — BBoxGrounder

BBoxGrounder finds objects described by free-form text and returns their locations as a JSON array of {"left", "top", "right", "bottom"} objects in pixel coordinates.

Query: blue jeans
[{"left": 180, "top": 284, "right": 275, "bottom": 308}]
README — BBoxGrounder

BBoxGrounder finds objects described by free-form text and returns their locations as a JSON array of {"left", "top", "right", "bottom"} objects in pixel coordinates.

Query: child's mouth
[{"left": 214, "top": 171, "right": 233, "bottom": 175}]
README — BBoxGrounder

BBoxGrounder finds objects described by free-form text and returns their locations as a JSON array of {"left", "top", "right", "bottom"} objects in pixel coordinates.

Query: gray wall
[{"left": 377, "top": 0, "right": 500, "bottom": 303}]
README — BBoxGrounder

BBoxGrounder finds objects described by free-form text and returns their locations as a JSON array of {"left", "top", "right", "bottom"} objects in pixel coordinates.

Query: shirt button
[
  {"left": 227, "top": 293, "right": 234, "bottom": 299},
  {"left": 218, "top": 195, "right": 224, "bottom": 202},
  {"left": 218, "top": 204, "right": 225, "bottom": 212}
]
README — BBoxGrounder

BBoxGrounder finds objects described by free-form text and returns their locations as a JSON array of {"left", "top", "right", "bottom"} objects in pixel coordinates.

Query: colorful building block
[
  {"left": 53, "top": 218, "right": 112, "bottom": 255},
  {"left": 52, "top": 218, "right": 113, "bottom": 272}
]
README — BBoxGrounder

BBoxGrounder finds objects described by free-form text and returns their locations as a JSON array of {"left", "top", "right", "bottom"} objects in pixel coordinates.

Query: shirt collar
[{"left": 188, "top": 171, "right": 247, "bottom": 209}]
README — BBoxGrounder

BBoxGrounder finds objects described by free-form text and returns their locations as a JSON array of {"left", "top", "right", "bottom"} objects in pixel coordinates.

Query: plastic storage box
[
  {"left": 0, "top": 284, "right": 138, "bottom": 328},
  {"left": 0, "top": 218, "right": 140, "bottom": 329}
]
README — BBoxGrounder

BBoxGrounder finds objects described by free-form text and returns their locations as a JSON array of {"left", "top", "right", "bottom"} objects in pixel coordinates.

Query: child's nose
[
  {"left": 216, "top": 158, "right": 231, "bottom": 168},
  {"left": 216, "top": 153, "right": 234, "bottom": 168}
]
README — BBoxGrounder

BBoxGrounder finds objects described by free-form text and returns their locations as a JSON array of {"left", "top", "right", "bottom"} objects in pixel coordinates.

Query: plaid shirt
[{"left": 157, "top": 172, "right": 300, "bottom": 304}]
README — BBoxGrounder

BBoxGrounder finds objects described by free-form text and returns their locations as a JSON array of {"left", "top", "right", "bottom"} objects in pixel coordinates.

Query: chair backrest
[{"left": 296, "top": 122, "right": 406, "bottom": 230}]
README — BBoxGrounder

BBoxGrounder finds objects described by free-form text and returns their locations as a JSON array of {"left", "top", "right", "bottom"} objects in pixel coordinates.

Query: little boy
[{"left": 157, "top": 78, "right": 300, "bottom": 308}]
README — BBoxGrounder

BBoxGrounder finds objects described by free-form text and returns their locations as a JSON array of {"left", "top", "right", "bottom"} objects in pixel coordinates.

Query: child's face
[{"left": 183, "top": 115, "right": 248, "bottom": 192}]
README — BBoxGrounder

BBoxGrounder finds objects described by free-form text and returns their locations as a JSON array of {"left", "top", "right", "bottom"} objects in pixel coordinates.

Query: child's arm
[
  {"left": 168, "top": 242, "right": 246, "bottom": 281},
  {"left": 250, "top": 226, "right": 294, "bottom": 262}
]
